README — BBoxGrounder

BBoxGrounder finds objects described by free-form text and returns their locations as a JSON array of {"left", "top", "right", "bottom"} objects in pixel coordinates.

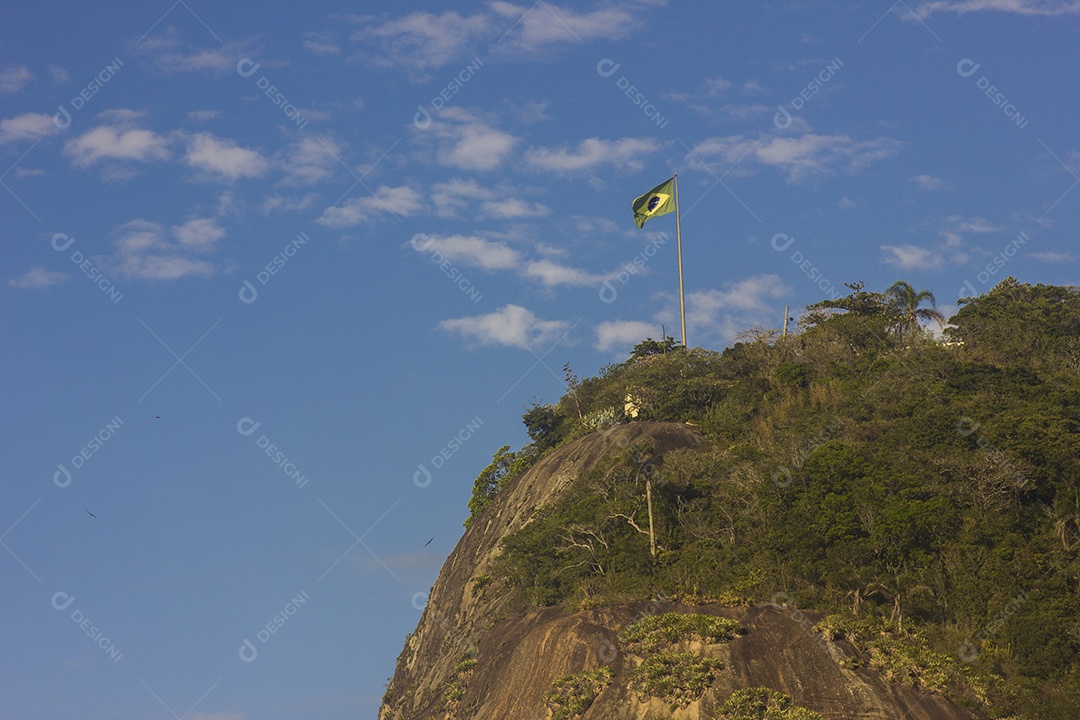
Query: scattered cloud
[
  {"left": 172, "top": 217, "right": 226, "bottom": 252},
  {"left": 0, "top": 113, "right": 65, "bottom": 145},
  {"left": 690, "top": 132, "right": 902, "bottom": 182},
  {"left": 439, "top": 304, "right": 571, "bottom": 349},
  {"left": 431, "top": 178, "right": 548, "bottom": 219},
  {"left": 104, "top": 219, "right": 217, "bottom": 280},
  {"left": 523, "top": 259, "right": 610, "bottom": 287},
  {"left": 9, "top": 266, "right": 69, "bottom": 289},
  {"left": 261, "top": 192, "right": 319, "bottom": 214},
  {"left": 184, "top": 133, "right": 271, "bottom": 180},
  {"left": 65, "top": 125, "right": 171, "bottom": 167},
  {"left": 413, "top": 234, "right": 520, "bottom": 270},
  {"left": 489, "top": 1, "right": 641, "bottom": 54},
  {"left": 352, "top": 9, "right": 493, "bottom": 77},
  {"left": 280, "top": 136, "right": 340, "bottom": 186},
  {"left": 1033, "top": 250, "right": 1075, "bottom": 262},
  {"left": 911, "top": 173, "right": 947, "bottom": 190},
  {"left": 838, "top": 196, "right": 857, "bottom": 209},
  {"left": 48, "top": 64, "right": 70, "bottom": 84},
  {"left": 595, "top": 320, "right": 658, "bottom": 352},
  {"left": 134, "top": 30, "right": 252, "bottom": 75},
  {"left": 526, "top": 137, "right": 664, "bottom": 173},
  {"left": 912, "top": 0, "right": 1080, "bottom": 19},
  {"left": 188, "top": 110, "right": 220, "bottom": 122},
  {"left": 938, "top": 214, "right": 999, "bottom": 246},
  {"left": 319, "top": 185, "right": 424, "bottom": 227},
  {"left": 0, "top": 65, "right": 34, "bottom": 93},
  {"left": 303, "top": 30, "right": 342, "bottom": 56},
  {"left": 685, "top": 275, "right": 791, "bottom": 344},
  {"left": 424, "top": 108, "right": 519, "bottom": 171},
  {"left": 881, "top": 244, "right": 946, "bottom": 270}
]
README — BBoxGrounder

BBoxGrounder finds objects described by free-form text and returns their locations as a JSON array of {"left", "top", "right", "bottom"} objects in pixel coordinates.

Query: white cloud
[
  {"left": 105, "top": 219, "right": 217, "bottom": 281},
  {"left": 48, "top": 64, "right": 70, "bottom": 84},
  {"left": 430, "top": 178, "right": 547, "bottom": 219},
  {"left": 261, "top": 192, "right": 319, "bottom": 214},
  {"left": 690, "top": 132, "right": 902, "bottom": 182},
  {"left": 303, "top": 31, "right": 341, "bottom": 56},
  {"left": 685, "top": 275, "right": 791, "bottom": 344},
  {"left": 134, "top": 31, "right": 252, "bottom": 74},
  {"left": 439, "top": 304, "right": 571, "bottom": 349},
  {"left": 526, "top": 137, "right": 663, "bottom": 173},
  {"left": 0, "top": 113, "right": 65, "bottom": 145},
  {"left": 523, "top": 259, "right": 611, "bottom": 287},
  {"left": 489, "top": 1, "right": 641, "bottom": 52},
  {"left": 355, "top": 10, "right": 493, "bottom": 76},
  {"left": 1033, "top": 250, "right": 1075, "bottom": 262},
  {"left": 319, "top": 185, "right": 423, "bottom": 227},
  {"left": 9, "top": 266, "right": 69, "bottom": 289},
  {"left": 881, "top": 244, "right": 946, "bottom": 270},
  {"left": 913, "top": 0, "right": 1080, "bottom": 18},
  {"left": 172, "top": 218, "right": 226, "bottom": 252},
  {"left": 938, "top": 214, "right": 999, "bottom": 247},
  {"left": 595, "top": 320, "right": 659, "bottom": 352},
  {"left": 184, "top": 133, "right": 270, "bottom": 180},
  {"left": 188, "top": 110, "right": 220, "bottom": 122},
  {"left": 412, "top": 234, "right": 520, "bottom": 270},
  {"left": 280, "top": 136, "right": 340, "bottom": 186},
  {"left": 426, "top": 108, "right": 518, "bottom": 171},
  {"left": 911, "top": 174, "right": 947, "bottom": 190},
  {"left": 65, "top": 125, "right": 171, "bottom": 166},
  {"left": 838, "top": 196, "right": 856, "bottom": 209},
  {"left": 0, "top": 65, "right": 34, "bottom": 93}
]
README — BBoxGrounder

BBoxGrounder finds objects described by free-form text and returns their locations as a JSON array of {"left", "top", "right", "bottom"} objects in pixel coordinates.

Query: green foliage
[
  {"left": 476, "top": 280, "right": 1080, "bottom": 718},
  {"left": 632, "top": 335, "right": 683, "bottom": 358},
  {"left": 618, "top": 613, "right": 745, "bottom": 654},
  {"left": 714, "top": 687, "right": 824, "bottom": 720},
  {"left": 464, "top": 445, "right": 535, "bottom": 527},
  {"left": 544, "top": 666, "right": 612, "bottom": 720},
  {"left": 629, "top": 652, "right": 723, "bottom": 707}
]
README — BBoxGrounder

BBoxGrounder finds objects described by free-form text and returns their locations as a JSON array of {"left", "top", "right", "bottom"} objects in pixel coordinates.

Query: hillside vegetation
[{"left": 465, "top": 278, "right": 1080, "bottom": 719}]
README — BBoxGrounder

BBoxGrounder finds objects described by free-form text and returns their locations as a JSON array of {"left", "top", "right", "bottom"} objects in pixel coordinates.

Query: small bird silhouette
[
  {"left": 86, "top": 510, "right": 97, "bottom": 518},
  {"left": 424, "top": 538, "right": 433, "bottom": 547}
]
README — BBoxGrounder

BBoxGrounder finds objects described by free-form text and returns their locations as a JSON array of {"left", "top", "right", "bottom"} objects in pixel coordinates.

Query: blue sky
[{"left": 2, "top": 1, "right": 1078, "bottom": 718}]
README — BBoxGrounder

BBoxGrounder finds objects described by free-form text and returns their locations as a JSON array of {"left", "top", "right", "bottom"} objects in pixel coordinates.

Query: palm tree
[{"left": 885, "top": 280, "right": 946, "bottom": 341}]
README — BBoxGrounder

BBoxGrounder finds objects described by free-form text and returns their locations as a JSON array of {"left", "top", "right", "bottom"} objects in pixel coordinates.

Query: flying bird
[
  {"left": 424, "top": 538, "right": 433, "bottom": 547},
  {"left": 86, "top": 510, "right": 96, "bottom": 518}
]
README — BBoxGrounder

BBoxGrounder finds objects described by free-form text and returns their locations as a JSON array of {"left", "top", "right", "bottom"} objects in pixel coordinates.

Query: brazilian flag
[{"left": 632, "top": 177, "right": 675, "bottom": 228}]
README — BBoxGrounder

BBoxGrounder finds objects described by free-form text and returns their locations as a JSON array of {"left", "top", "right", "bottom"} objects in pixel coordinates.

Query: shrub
[
  {"left": 545, "top": 666, "right": 612, "bottom": 720},
  {"left": 715, "top": 687, "right": 824, "bottom": 720},
  {"left": 629, "top": 652, "right": 722, "bottom": 707},
  {"left": 618, "top": 613, "right": 745, "bottom": 654}
]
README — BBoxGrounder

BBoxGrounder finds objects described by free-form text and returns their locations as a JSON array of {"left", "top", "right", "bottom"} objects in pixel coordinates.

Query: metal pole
[{"left": 674, "top": 171, "right": 686, "bottom": 348}]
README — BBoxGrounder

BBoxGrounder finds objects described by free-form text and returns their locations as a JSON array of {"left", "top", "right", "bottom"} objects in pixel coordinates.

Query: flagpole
[{"left": 674, "top": 171, "right": 687, "bottom": 348}]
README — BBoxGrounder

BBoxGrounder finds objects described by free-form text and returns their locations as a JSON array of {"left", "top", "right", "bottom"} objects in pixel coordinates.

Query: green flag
[{"left": 632, "top": 177, "right": 675, "bottom": 228}]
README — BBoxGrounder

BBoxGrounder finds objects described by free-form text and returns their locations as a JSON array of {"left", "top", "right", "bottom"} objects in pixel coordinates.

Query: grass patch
[
  {"left": 715, "top": 687, "right": 824, "bottom": 720},
  {"left": 618, "top": 612, "right": 745, "bottom": 654},
  {"left": 544, "top": 666, "right": 613, "bottom": 720},
  {"left": 629, "top": 652, "right": 722, "bottom": 707}
]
